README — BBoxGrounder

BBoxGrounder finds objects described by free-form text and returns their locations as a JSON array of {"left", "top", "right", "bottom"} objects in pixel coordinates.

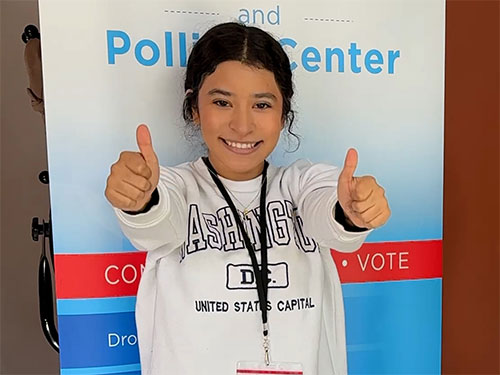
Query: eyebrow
[
  {"left": 208, "top": 88, "right": 232, "bottom": 96},
  {"left": 207, "top": 88, "right": 278, "bottom": 101},
  {"left": 254, "top": 92, "right": 278, "bottom": 101}
]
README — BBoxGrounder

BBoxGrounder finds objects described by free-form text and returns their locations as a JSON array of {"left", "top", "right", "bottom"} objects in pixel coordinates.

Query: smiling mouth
[{"left": 221, "top": 138, "right": 262, "bottom": 150}]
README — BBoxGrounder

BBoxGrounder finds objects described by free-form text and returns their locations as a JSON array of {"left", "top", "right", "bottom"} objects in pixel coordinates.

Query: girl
[{"left": 105, "top": 22, "right": 390, "bottom": 375}]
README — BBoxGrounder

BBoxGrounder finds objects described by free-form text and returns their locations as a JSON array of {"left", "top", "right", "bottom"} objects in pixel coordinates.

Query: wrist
[
  {"left": 123, "top": 188, "right": 159, "bottom": 215},
  {"left": 334, "top": 201, "right": 368, "bottom": 232}
]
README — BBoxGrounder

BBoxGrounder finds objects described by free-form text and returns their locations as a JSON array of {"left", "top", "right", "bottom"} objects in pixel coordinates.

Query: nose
[{"left": 229, "top": 105, "right": 254, "bottom": 137}]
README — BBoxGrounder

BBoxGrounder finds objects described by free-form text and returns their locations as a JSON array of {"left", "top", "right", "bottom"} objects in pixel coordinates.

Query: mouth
[{"left": 220, "top": 138, "right": 262, "bottom": 154}]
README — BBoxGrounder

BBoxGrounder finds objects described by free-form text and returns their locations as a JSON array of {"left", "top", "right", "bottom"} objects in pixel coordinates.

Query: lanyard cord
[{"left": 202, "top": 157, "right": 269, "bottom": 336}]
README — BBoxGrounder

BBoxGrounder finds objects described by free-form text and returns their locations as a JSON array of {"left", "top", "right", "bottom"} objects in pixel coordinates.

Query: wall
[
  {"left": 442, "top": 1, "right": 499, "bottom": 373},
  {"left": 0, "top": 0, "right": 59, "bottom": 373},
  {"left": 0, "top": 0, "right": 498, "bottom": 374}
]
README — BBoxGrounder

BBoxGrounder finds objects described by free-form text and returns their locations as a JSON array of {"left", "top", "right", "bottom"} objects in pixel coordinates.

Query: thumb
[
  {"left": 136, "top": 124, "right": 158, "bottom": 165},
  {"left": 339, "top": 148, "right": 358, "bottom": 182}
]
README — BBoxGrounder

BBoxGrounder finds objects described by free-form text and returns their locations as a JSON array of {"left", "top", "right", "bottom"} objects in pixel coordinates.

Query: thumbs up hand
[
  {"left": 337, "top": 148, "right": 390, "bottom": 229},
  {"left": 105, "top": 124, "right": 160, "bottom": 212}
]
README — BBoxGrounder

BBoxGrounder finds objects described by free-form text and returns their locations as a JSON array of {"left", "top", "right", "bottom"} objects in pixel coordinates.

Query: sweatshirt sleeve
[
  {"left": 292, "top": 160, "right": 372, "bottom": 252},
  {"left": 113, "top": 166, "right": 188, "bottom": 252}
]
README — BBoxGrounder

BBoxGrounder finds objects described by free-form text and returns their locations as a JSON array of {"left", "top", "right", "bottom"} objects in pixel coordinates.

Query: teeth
[{"left": 227, "top": 140, "right": 257, "bottom": 149}]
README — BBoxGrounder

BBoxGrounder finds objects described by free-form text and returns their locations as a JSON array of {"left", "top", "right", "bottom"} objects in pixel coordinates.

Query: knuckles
[
  {"left": 135, "top": 162, "right": 152, "bottom": 178},
  {"left": 351, "top": 201, "right": 362, "bottom": 212},
  {"left": 119, "top": 150, "right": 134, "bottom": 160},
  {"left": 109, "top": 152, "right": 152, "bottom": 180},
  {"left": 104, "top": 185, "right": 112, "bottom": 200},
  {"left": 142, "top": 180, "right": 152, "bottom": 191},
  {"left": 354, "top": 176, "right": 385, "bottom": 198},
  {"left": 110, "top": 162, "right": 118, "bottom": 174},
  {"left": 345, "top": 175, "right": 391, "bottom": 229},
  {"left": 105, "top": 151, "right": 154, "bottom": 211},
  {"left": 365, "top": 175, "right": 376, "bottom": 184},
  {"left": 134, "top": 190, "right": 145, "bottom": 201}
]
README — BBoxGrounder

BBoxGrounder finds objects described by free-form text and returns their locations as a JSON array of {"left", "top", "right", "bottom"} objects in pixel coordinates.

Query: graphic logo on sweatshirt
[
  {"left": 226, "top": 262, "right": 290, "bottom": 290},
  {"left": 180, "top": 199, "right": 318, "bottom": 262}
]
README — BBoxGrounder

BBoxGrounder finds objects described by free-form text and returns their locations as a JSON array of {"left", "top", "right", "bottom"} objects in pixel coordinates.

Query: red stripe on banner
[
  {"left": 54, "top": 240, "right": 441, "bottom": 298},
  {"left": 237, "top": 370, "right": 303, "bottom": 374},
  {"left": 332, "top": 240, "right": 442, "bottom": 283},
  {"left": 55, "top": 252, "right": 146, "bottom": 298}
]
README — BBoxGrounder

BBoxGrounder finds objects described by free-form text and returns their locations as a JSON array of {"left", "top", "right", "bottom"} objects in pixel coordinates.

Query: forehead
[{"left": 200, "top": 61, "right": 281, "bottom": 97}]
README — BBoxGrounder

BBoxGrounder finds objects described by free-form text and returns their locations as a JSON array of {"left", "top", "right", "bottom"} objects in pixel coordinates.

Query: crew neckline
[{"left": 194, "top": 157, "right": 268, "bottom": 193}]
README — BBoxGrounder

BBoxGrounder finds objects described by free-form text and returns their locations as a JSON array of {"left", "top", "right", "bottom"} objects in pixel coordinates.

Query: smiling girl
[{"left": 105, "top": 22, "right": 390, "bottom": 375}]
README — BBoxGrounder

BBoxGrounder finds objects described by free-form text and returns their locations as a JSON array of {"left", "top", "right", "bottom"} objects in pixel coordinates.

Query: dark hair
[{"left": 182, "top": 22, "right": 299, "bottom": 149}]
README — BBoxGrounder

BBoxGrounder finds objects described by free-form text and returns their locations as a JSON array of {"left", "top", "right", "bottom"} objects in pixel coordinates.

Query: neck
[{"left": 207, "top": 154, "right": 265, "bottom": 181}]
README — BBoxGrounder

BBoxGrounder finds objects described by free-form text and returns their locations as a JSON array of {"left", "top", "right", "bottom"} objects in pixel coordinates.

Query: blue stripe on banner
[
  {"left": 59, "top": 312, "right": 139, "bottom": 368},
  {"left": 61, "top": 363, "right": 140, "bottom": 374},
  {"left": 343, "top": 278, "right": 442, "bottom": 374},
  {"left": 58, "top": 280, "right": 441, "bottom": 372},
  {"left": 57, "top": 297, "right": 136, "bottom": 315}
]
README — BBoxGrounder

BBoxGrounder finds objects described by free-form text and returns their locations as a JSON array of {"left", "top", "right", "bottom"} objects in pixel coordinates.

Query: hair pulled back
[{"left": 183, "top": 22, "right": 298, "bottom": 146}]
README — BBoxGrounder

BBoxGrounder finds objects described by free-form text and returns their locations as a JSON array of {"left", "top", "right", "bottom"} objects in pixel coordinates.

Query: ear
[
  {"left": 185, "top": 89, "right": 200, "bottom": 125},
  {"left": 192, "top": 107, "right": 200, "bottom": 125}
]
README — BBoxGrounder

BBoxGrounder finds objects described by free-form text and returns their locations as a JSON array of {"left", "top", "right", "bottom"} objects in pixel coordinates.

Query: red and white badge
[{"left": 236, "top": 361, "right": 304, "bottom": 374}]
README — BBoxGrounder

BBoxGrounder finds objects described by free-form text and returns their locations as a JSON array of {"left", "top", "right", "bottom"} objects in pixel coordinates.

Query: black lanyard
[{"left": 203, "top": 157, "right": 270, "bottom": 337}]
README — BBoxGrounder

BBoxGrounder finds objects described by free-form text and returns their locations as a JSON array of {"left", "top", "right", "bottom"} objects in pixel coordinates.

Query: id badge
[{"left": 236, "top": 361, "right": 303, "bottom": 374}]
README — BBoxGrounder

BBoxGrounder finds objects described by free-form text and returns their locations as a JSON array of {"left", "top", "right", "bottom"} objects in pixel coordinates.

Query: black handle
[
  {"left": 32, "top": 213, "right": 59, "bottom": 353},
  {"left": 39, "top": 254, "right": 59, "bottom": 352},
  {"left": 21, "top": 24, "right": 40, "bottom": 44}
]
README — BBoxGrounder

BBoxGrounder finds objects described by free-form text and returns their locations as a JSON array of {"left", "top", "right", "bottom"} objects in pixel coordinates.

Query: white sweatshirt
[{"left": 114, "top": 158, "right": 370, "bottom": 375}]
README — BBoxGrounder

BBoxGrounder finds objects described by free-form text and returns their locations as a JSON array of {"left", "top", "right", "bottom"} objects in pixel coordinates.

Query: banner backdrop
[{"left": 39, "top": 0, "right": 445, "bottom": 373}]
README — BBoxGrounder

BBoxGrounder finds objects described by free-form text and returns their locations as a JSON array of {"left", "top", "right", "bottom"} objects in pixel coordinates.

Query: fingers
[
  {"left": 113, "top": 179, "right": 147, "bottom": 201},
  {"left": 123, "top": 156, "right": 152, "bottom": 180},
  {"left": 348, "top": 202, "right": 390, "bottom": 229},
  {"left": 122, "top": 172, "right": 152, "bottom": 193},
  {"left": 105, "top": 125, "right": 160, "bottom": 212},
  {"left": 105, "top": 188, "right": 140, "bottom": 211},
  {"left": 105, "top": 151, "right": 155, "bottom": 211},
  {"left": 106, "top": 168, "right": 151, "bottom": 209},
  {"left": 342, "top": 175, "right": 391, "bottom": 229},
  {"left": 351, "top": 199, "right": 376, "bottom": 215},
  {"left": 367, "top": 207, "right": 391, "bottom": 228},
  {"left": 350, "top": 177, "right": 379, "bottom": 209},
  {"left": 117, "top": 151, "right": 152, "bottom": 179},
  {"left": 351, "top": 176, "right": 376, "bottom": 201}
]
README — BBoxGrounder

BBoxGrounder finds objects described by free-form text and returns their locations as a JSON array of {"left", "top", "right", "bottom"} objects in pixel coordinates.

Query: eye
[
  {"left": 255, "top": 102, "right": 272, "bottom": 110},
  {"left": 213, "top": 99, "right": 230, "bottom": 107}
]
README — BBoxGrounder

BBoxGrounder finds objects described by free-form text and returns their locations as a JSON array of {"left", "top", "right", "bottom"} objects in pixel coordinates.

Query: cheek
[
  {"left": 198, "top": 111, "right": 230, "bottom": 146},
  {"left": 260, "top": 113, "right": 284, "bottom": 137},
  {"left": 199, "top": 105, "right": 230, "bottom": 127},
  {"left": 200, "top": 122, "right": 218, "bottom": 145},
  {"left": 198, "top": 108, "right": 219, "bottom": 135}
]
